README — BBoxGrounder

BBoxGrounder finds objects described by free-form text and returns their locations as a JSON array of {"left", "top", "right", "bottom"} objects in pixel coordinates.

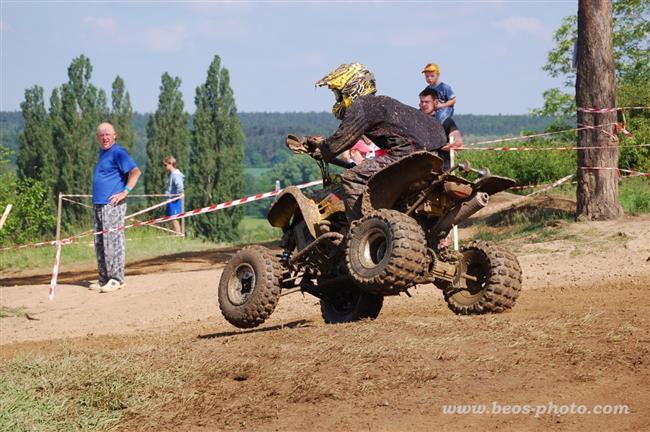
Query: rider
[{"left": 314, "top": 63, "right": 447, "bottom": 222}]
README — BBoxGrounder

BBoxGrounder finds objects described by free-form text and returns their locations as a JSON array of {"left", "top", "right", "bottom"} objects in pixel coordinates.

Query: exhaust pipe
[{"left": 431, "top": 192, "right": 489, "bottom": 238}]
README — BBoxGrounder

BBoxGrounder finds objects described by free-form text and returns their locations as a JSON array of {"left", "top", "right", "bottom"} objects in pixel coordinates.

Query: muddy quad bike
[{"left": 218, "top": 135, "right": 522, "bottom": 328}]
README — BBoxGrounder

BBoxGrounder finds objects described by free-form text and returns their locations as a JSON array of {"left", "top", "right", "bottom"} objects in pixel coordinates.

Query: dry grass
[{"left": 3, "top": 281, "right": 648, "bottom": 431}]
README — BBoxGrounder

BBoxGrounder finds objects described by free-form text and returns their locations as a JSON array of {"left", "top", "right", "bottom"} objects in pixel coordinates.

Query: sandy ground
[
  {"left": 2, "top": 211, "right": 649, "bottom": 345},
  {"left": 1, "top": 203, "right": 649, "bottom": 431}
]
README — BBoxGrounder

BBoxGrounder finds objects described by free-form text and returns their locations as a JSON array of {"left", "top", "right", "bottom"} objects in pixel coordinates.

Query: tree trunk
[{"left": 575, "top": 0, "right": 623, "bottom": 220}]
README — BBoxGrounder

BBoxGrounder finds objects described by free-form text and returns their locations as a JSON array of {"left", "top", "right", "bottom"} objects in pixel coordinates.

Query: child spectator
[
  {"left": 422, "top": 63, "right": 456, "bottom": 123},
  {"left": 164, "top": 156, "right": 184, "bottom": 235}
]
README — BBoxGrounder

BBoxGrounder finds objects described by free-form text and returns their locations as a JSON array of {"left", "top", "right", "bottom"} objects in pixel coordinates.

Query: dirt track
[{"left": 2, "top": 210, "right": 650, "bottom": 431}]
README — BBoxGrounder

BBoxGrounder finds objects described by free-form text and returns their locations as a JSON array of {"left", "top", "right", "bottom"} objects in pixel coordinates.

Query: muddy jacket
[{"left": 323, "top": 95, "right": 447, "bottom": 159}]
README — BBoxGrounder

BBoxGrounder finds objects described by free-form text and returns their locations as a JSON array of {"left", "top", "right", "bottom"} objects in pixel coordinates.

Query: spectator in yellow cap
[{"left": 422, "top": 63, "right": 456, "bottom": 123}]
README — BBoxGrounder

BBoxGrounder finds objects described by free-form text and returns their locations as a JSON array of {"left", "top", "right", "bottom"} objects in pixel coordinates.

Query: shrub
[{"left": 0, "top": 175, "right": 56, "bottom": 245}]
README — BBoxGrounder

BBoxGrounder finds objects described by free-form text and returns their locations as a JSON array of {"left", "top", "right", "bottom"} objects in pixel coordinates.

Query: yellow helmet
[{"left": 316, "top": 63, "right": 376, "bottom": 120}]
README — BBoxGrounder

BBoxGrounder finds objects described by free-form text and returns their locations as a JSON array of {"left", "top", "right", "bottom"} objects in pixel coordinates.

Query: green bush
[
  {"left": 0, "top": 175, "right": 56, "bottom": 246},
  {"left": 462, "top": 138, "right": 576, "bottom": 187},
  {"left": 617, "top": 78, "right": 650, "bottom": 172},
  {"left": 619, "top": 177, "right": 650, "bottom": 214}
]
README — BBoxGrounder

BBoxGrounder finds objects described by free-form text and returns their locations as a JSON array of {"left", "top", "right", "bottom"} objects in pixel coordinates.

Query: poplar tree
[
  {"left": 52, "top": 55, "right": 109, "bottom": 224},
  {"left": 17, "top": 85, "right": 57, "bottom": 189},
  {"left": 110, "top": 76, "right": 135, "bottom": 153},
  {"left": 144, "top": 73, "right": 190, "bottom": 205},
  {"left": 189, "top": 55, "right": 245, "bottom": 241}
]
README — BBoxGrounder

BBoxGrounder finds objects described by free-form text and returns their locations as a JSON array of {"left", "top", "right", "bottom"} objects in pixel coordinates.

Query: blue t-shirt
[
  {"left": 429, "top": 82, "right": 456, "bottom": 123},
  {"left": 92, "top": 143, "right": 137, "bottom": 204}
]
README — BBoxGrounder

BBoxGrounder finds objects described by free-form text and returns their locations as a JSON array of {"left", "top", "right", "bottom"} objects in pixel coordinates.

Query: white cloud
[
  {"left": 138, "top": 25, "right": 188, "bottom": 53},
  {"left": 495, "top": 16, "right": 552, "bottom": 42}
]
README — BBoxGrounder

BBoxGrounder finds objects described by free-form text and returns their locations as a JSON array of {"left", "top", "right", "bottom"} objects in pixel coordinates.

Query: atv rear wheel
[
  {"left": 443, "top": 241, "right": 521, "bottom": 315},
  {"left": 346, "top": 209, "right": 427, "bottom": 295},
  {"left": 320, "top": 284, "right": 383, "bottom": 324},
  {"left": 218, "top": 246, "right": 282, "bottom": 328}
]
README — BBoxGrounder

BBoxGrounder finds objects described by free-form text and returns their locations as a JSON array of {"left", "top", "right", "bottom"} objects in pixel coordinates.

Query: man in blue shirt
[{"left": 90, "top": 122, "right": 141, "bottom": 293}]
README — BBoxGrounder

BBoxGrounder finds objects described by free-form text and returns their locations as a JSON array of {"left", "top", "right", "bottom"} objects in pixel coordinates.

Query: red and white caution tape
[
  {"left": 42, "top": 179, "right": 323, "bottom": 299},
  {"left": 580, "top": 167, "right": 650, "bottom": 177},
  {"left": 467, "top": 122, "right": 619, "bottom": 148},
  {"left": 511, "top": 168, "right": 647, "bottom": 192},
  {"left": 578, "top": 106, "right": 649, "bottom": 114},
  {"left": 1, "top": 237, "right": 75, "bottom": 251},
  {"left": 125, "top": 194, "right": 182, "bottom": 221},
  {"left": 458, "top": 143, "right": 650, "bottom": 152},
  {"left": 114, "top": 180, "right": 322, "bottom": 237},
  {"left": 510, "top": 180, "right": 573, "bottom": 191},
  {"left": 49, "top": 241, "right": 63, "bottom": 300},
  {"left": 1, "top": 195, "right": 184, "bottom": 251},
  {"left": 524, "top": 174, "right": 575, "bottom": 197}
]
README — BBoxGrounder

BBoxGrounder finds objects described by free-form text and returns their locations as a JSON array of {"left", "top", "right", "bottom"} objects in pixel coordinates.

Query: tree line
[
  {"left": 0, "top": 54, "right": 244, "bottom": 245},
  {"left": 2, "top": 111, "right": 557, "bottom": 171}
]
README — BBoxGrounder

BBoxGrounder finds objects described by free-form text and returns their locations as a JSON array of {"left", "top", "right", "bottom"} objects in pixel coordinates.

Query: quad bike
[{"left": 218, "top": 135, "right": 522, "bottom": 328}]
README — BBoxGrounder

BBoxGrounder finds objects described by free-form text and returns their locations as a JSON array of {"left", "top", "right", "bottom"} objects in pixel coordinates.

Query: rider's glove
[{"left": 318, "top": 144, "right": 336, "bottom": 162}]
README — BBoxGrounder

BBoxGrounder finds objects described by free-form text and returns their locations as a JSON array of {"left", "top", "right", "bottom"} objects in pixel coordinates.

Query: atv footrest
[{"left": 289, "top": 232, "right": 344, "bottom": 272}]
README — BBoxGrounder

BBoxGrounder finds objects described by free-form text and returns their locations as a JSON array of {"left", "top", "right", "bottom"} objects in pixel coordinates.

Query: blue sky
[{"left": 1, "top": 1, "right": 577, "bottom": 115}]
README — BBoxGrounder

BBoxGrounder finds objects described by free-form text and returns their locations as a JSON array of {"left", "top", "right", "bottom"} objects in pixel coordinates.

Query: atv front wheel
[
  {"left": 346, "top": 209, "right": 427, "bottom": 295},
  {"left": 320, "top": 284, "right": 383, "bottom": 324},
  {"left": 443, "top": 241, "right": 521, "bottom": 315},
  {"left": 218, "top": 246, "right": 282, "bottom": 328}
]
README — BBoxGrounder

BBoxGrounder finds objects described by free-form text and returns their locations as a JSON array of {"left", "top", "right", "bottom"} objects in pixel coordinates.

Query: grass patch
[
  {"left": 0, "top": 345, "right": 185, "bottom": 432},
  {"left": 0, "top": 217, "right": 282, "bottom": 275},
  {"left": 0, "top": 227, "right": 219, "bottom": 275},
  {"left": 620, "top": 176, "right": 650, "bottom": 214},
  {"left": 471, "top": 210, "right": 574, "bottom": 244},
  {"left": 0, "top": 305, "right": 27, "bottom": 319},
  {"left": 238, "top": 217, "right": 281, "bottom": 244},
  {"left": 516, "top": 177, "right": 650, "bottom": 214}
]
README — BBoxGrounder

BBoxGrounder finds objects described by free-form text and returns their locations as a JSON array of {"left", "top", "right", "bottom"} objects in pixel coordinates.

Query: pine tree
[
  {"left": 189, "top": 55, "right": 245, "bottom": 241},
  {"left": 52, "top": 55, "right": 109, "bottom": 225},
  {"left": 17, "top": 85, "right": 57, "bottom": 190},
  {"left": 110, "top": 76, "right": 135, "bottom": 153},
  {"left": 144, "top": 73, "right": 190, "bottom": 206}
]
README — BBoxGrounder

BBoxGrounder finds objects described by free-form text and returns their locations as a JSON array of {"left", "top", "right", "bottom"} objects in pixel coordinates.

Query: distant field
[{"left": 244, "top": 167, "right": 272, "bottom": 177}]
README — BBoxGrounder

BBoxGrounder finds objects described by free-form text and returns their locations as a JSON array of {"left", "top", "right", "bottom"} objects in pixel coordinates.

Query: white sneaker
[
  {"left": 88, "top": 281, "right": 106, "bottom": 290},
  {"left": 100, "top": 279, "right": 126, "bottom": 293}
]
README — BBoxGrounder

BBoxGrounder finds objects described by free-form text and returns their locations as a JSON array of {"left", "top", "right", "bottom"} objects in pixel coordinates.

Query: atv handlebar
[
  {"left": 286, "top": 134, "right": 355, "bottom": 169},
  {"left": 330, "top": 157, "right": 356, "bottom": 170}
]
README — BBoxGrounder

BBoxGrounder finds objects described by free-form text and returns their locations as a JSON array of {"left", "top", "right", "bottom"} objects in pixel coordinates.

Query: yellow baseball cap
[{"left": 422, "top": 63, "right": 440, "bottom": 74}]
